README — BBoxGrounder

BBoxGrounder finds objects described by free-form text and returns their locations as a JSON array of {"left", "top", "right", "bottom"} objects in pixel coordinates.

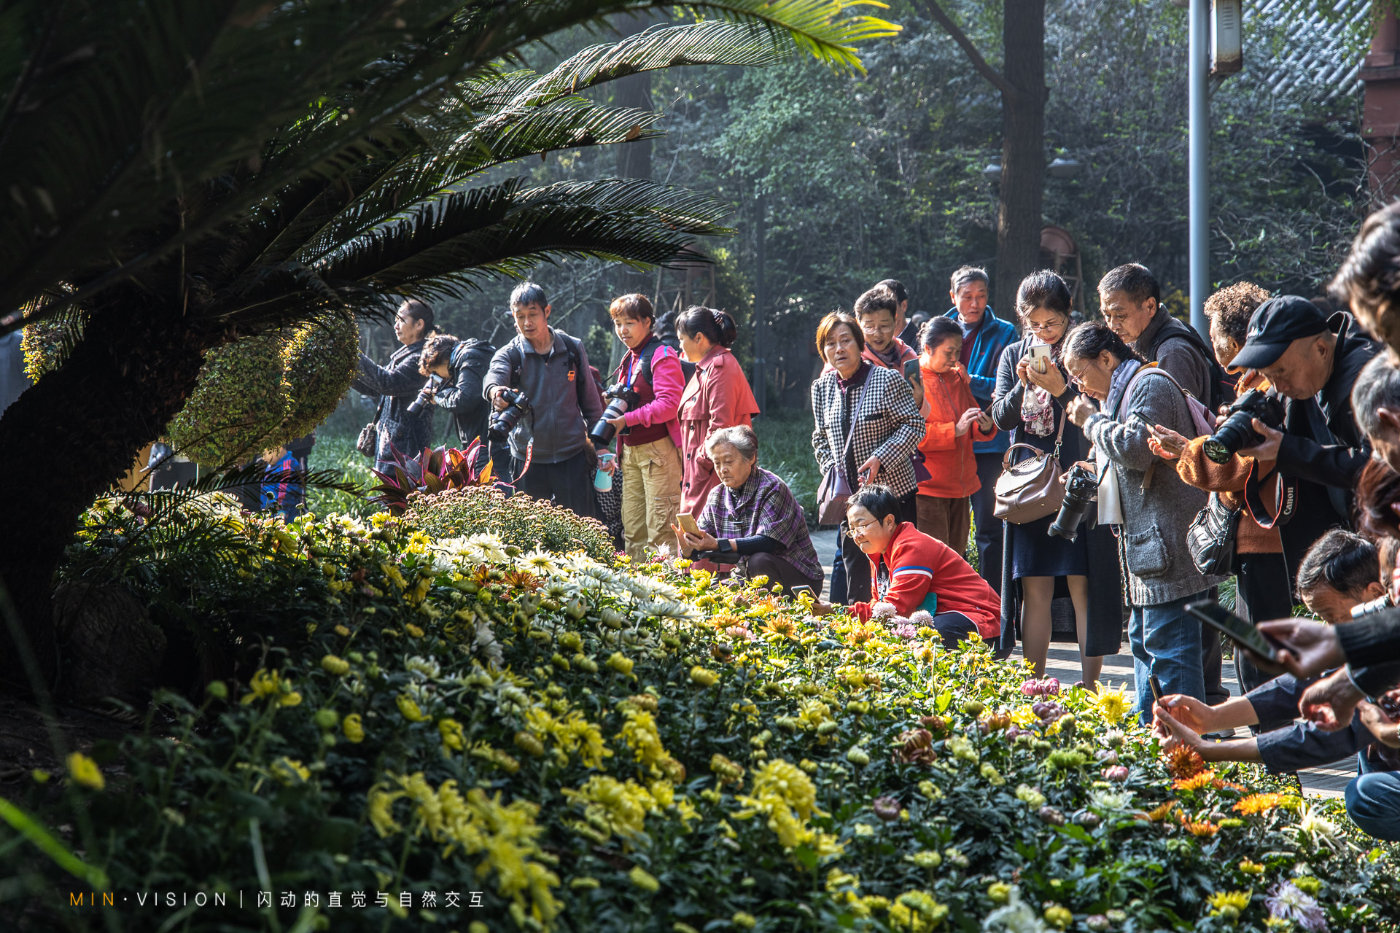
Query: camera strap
[{"left": 1243, "top": 464, "right": 1298, "bottom": 530}]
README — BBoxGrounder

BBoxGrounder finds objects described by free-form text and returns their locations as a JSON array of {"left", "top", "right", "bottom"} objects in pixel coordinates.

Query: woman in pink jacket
[{"left": 675, "top": 307, "right": 760, "bottom": 517}]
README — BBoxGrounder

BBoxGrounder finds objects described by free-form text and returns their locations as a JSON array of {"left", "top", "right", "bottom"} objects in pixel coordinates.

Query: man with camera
[
  {"left": 416, "top": 333, "right": 496, "bottom": 468},
  {"left": 482, "top": 282, "right": 605, "bottom": 519},
  {"left": 1228, "top": 295, "right": 1381, "bottom": 576}
]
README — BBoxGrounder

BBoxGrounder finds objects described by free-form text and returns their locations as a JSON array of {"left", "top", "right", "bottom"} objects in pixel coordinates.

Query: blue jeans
[
  {"left": 1346, "top": 752, "right": 1400, "bottom": 842},
  {"left": 1130, "top": 591, "right": 1209, "bottom": 724}
]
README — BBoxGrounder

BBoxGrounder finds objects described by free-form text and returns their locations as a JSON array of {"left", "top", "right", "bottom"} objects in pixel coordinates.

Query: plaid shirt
[
  {"left": 811, "top": 364, "right": 924, "bottom": 497},
  {"left": 698, "top": 468, "right": 823, "bottom": 582}
]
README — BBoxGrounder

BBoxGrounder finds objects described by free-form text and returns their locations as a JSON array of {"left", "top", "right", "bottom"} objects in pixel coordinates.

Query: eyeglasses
[
  {"left": 1024, "top": 319, "right": 1064, "bottom": 333},
  {"left": 849, "top": 518, "right": 879, "bottom": 532}
]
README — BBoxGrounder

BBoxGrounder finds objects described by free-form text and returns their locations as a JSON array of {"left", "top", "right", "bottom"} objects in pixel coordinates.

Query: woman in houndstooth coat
[{"left": 811, "top": 311, "right": 924, "bottom": 604}]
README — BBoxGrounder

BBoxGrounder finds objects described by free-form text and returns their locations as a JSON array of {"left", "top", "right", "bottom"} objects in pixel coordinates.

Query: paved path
[{"left": 808, "top": 524, "right": 1349, "bottom": 799}]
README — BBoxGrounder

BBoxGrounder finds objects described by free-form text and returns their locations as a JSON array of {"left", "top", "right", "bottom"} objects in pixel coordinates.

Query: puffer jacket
[{"left": 916, "top": 359, "right": 995, "bottom": 498}]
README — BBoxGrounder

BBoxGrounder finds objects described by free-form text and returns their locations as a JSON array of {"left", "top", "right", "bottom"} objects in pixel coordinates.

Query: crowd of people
[{"left": 351, "top": 201, "right": 1400, "bottom": 846}]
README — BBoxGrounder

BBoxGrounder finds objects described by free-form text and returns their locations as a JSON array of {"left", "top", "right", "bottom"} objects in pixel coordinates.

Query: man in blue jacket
[{"left": 944, "top": 266, "right": 1018, "bottom": 593}]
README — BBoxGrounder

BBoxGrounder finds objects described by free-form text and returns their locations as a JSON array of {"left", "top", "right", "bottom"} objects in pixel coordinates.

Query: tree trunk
[
  {"left": 0, "top": 299, "right": 208, "bottom": 695},
  {"left": 994, "top": 0, "right": 1048, "bottom": 310}
]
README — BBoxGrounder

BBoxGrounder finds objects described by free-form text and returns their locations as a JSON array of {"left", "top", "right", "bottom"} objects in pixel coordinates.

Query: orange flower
[
  {"left": 1163, "top": 744, "right": 1208, "bottom": 779},
  {"left": 1233, "top": 792, "right": 1286, "bottom": 816},
  {"left": 1171, "top": 769, "right": 1217, "bottom": 792},
  {"left": 759, "top": 616, "right": 798, "bottom": 639},
  {"left": 1140, "top": 800, "right": 1178, "bottom": 823},
  {"left": 1179, "top": 815, "right": 1219, "bottom": 837}
]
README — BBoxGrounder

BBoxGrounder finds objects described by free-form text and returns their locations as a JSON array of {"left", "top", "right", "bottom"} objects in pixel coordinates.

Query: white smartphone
[
  {"left": 1027, "top": 344, "right": 1051, "bottom": 372},
  {"left": 677, "top": 514, "right": 701, "bottom": 536}
]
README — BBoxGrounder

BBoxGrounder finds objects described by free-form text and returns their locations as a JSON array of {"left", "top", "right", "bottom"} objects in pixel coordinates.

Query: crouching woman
[{"left": 814, "top": 485, "right": 1000, "bottom": 647}]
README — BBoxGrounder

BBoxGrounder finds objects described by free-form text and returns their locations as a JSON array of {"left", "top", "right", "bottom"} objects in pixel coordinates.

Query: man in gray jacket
[{"left": 483, "top": 282, "right": 605, "bottom": 519}]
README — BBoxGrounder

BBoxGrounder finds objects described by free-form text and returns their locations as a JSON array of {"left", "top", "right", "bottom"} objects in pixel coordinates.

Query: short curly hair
[{"left": 1204, "top": 282, "right": 1270, "bottom": 347}]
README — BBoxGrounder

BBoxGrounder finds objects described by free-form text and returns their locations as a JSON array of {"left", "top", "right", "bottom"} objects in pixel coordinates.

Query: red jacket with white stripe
[{"left": 852, "top": 522, "right": 1001, "bottom": 639}]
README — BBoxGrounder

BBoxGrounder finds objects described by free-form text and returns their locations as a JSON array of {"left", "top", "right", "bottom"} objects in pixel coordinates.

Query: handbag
[
  {"left": 356, "top": 421, "right": 379, "bottom": 457},
  {"left": 816, "top": 427, "right": 857, "bottom": 525},
  {"left": 993, "top": 413, "right": 1067, "bottom": 524},
  {"left": 1186, "top": 492, "right": 1241, "bottom": 575}
]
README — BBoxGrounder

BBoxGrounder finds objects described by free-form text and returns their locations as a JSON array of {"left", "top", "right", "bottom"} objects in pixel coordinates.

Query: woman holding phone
[
  {"left": 673, "top": 426, "right": 823, "bottom": 593},
  {"left": 811, "top": 311, "right": 924, "bottom": 603},
  {"left": 990, "top": 271, "right": 1120, "bottom": 687}
]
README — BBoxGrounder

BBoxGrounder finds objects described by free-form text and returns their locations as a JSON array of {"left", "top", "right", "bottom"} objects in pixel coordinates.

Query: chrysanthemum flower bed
[{"left": 5, "top": 506, "right": 1398, "bottom": 932}]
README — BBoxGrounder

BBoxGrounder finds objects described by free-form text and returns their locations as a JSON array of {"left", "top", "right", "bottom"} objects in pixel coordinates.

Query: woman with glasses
[
  {"left": 989, "top": 271, "right": 1121, "bottom": 686},
  {"left": 811, "top": 485, "right": 1000, "bottom": 647}
]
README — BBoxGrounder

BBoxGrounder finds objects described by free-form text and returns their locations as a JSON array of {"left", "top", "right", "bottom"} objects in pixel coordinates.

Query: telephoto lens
[
  {"left": 588, "top": 383, "right": 641, "bottom": 446},
  {"left": 1048, "top": 463, "right": 1098, "bottom": 542},
  {"left": 406, "top": 375, "right": 443, "bottom": 414}
]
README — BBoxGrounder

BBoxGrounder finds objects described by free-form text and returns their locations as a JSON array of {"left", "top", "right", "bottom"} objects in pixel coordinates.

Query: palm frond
[{"left": 313, "top": 177, "right": 732, "bottom": 300}]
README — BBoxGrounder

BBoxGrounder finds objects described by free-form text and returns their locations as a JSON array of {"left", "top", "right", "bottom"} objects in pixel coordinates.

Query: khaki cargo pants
[{"left": 620, "top": 436, "right": 683, "bottom": 562}]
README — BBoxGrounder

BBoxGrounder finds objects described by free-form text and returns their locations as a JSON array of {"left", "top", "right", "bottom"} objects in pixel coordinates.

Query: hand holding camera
[
  {"left": 589, "top": 383, "right": 642, "bottom": 445},
  {"left": 1203, "top": 388, "right": 1285, "bottom": 464},
  {"left": 406, "top": 374, "right": 443, "bottom": 414}
]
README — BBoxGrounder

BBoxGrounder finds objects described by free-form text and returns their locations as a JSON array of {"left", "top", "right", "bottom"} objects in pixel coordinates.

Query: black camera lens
[
  {"left": 588, "top": 384, "right": 639, "bottom": 446},
  {"left": 1048, "top": 464, "right": 1097, "bottom": 542},
  {"left": 406, "top": 375, "right": 442, "bottom": 414},
  {"left": 488, "top": 390, "right": 530, "bottom": 442},
  {"left": 1202, "top": 388, "right": 1284, "bottom": 464}
]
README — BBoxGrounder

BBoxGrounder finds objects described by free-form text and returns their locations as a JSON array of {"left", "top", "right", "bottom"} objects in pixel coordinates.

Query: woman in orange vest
[{"left": 915, "top": 316, "right": 995, "bottom": 552}]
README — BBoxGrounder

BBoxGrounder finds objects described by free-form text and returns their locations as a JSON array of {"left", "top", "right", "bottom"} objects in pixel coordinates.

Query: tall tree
[
  {"left": 0, "top": 0, "right": 898, "bottom": 692},
  {"left": 923, "top": 0, "right": 1047, "bottom": 307}
]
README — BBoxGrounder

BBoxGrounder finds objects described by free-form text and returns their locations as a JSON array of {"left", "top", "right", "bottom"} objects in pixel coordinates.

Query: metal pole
[{"left": 1188, "top": 0, "right": 1210, "bottom": 340}]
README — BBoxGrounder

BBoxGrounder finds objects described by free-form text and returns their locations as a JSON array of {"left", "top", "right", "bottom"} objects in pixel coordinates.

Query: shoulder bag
[
  {"left": 993, "top": 413, "right": 1067, "bottom": 524},
  {"left": 1186, "top": 492, "right": 1241, "bottom": 576},
  {"left": 356, "top": 396, "right": 384, "bottom": 458},
  {"left": 816, "top": 426, "right": 856, "bottom": 525}
]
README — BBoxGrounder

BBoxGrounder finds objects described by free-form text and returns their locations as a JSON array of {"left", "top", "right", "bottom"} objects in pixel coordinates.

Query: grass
[{"left": 304, "top": 429, "right": 379, "bottom": 519}]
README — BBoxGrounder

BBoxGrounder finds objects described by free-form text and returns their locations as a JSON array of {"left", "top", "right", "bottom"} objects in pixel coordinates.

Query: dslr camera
[
  {"left": 1048, "top": 462, "right": 1097, "bottom": 542},
  {"left": 406, "top": 374, "right": 443, "bottom": 414},
  {"left": 488, "top": 388, "right": 531, "bottom": 442},
  {"left": 588, "top": 383, "right": 642, "bottom": 446},
  {"left": 1203, "top": 388, "right": 1285, "bottom": 464}
]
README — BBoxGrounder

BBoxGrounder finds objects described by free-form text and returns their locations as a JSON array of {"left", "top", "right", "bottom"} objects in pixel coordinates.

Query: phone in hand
[
  {"left": 1149, "top": 675, "right": 1164, "bottom": 705},
  {"left": 676, "top": 513, "right": 701, "bottom": 537},
  {"left": 1185, "top": 600, "right": 1286, "bottom": 670},
  {"left": 1027, "top": 344, "right": 1051, "bottom": 372},
  {"left": 789, "top": 585, "right": 814, "bottom": 600}
]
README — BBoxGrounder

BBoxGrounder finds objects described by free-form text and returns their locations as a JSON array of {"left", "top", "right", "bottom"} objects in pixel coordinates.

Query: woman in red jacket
[
  {"left": 676, "top": 306, "right": 760, "bottom": 517},
  {"left": 814, "top": 485, "right": 1001, "bottom": 647},
  {"left": 915, "top": 316, "right": 996, "bottom": 551}
]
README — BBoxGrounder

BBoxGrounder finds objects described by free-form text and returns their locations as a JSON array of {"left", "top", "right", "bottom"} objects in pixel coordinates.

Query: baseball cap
[{"left": 1229, "top": 295, "right": 1329, "bottom": 370}]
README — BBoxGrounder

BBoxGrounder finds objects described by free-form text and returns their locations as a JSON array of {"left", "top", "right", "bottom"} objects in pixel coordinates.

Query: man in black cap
[{"left": 1230, "top": 295, "right": 1381, "bottom": 577}]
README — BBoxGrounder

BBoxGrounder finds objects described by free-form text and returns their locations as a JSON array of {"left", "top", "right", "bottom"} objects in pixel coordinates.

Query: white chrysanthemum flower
[
  {"left": 910, "top": 609, "right": 934, "bottom": 626},
  {"left": 871, "top": 601, "right": 898, "bottom": 619},
  {"left": 517, "top": 548, "right": 560, "bottom": 575},
  {"left": 404, "top": 656, "right": 441, "bottom": 681},
  {"left": 1266, "top": 882, "right": 1327, "bottom": 932},
  {"left": 460, "top": 532, "right": 509, "bottom": 564},
  {"left": 1087, "top": 788, "right": 1133, "bottom": 812},
  {"left": 983, "top": 888, "right": 1050, "bottom": 933},
  {"left": 1291, "top": 804, "right": 1344, "bottom": 851}
]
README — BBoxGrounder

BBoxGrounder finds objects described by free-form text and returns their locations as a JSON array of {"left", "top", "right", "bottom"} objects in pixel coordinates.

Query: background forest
[{"left": 383, "top": 0, "right": 1370, "bottom": 413}]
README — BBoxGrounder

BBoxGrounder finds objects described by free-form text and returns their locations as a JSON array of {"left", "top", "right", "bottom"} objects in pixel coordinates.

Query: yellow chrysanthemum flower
[{"left": 66, "top": 752, "right": 104, "bottom": 791}]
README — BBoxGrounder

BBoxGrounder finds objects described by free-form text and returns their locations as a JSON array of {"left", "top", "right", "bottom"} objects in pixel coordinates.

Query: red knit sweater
[{"left": 852, "top": 522, "right": 1001, "bottom": 639}]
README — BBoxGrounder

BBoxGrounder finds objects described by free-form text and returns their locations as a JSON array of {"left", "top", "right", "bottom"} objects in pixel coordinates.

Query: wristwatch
[{"left": 717, "top": 539, "right": 732, "bottom": 553}]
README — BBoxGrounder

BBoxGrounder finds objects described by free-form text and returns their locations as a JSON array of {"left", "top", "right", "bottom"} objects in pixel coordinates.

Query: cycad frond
[{"left": 311, "top": 177, "right": 731, "bottom": 301}]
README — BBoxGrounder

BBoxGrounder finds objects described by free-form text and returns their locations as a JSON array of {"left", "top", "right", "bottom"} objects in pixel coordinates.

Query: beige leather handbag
[{"left": 993, "top": 415, "right": 1066, "bottom": 524}]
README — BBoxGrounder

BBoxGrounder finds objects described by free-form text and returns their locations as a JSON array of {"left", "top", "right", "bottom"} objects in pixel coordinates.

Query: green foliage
[
  {"left": 401, "top": 485, "right": 616, "bottom": 562},
  {"left": 279, "top": 313, "right": 361, "bottom": 442},
  {"left": 3, "top": 514, "right": 1396, "bottom": 930},
  {"left": 165, "top": 336, "right": 290, "bottom": 467}
]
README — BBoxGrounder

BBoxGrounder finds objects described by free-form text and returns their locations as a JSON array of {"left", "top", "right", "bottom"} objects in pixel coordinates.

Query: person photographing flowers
[
  {"left": 811, "top": 485, "right": 1000, "bottom": 648},
  {"left": 1061, "top": 322, "right": 1224, "bottom": 723}
]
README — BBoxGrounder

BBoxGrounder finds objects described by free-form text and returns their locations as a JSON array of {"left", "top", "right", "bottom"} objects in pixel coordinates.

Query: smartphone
[
  {"left": 1128, "top": 411, "right": 1160, "bottom": 436},
  {"left": 789, "top": 585, "right": 814, "bottom": 600},
  {"left": 1149, "top": 675, "right": 1164, "bottom": 705},
  {"left": 1185, "top": 600, "right": 1286, "bottom": 666},
  {"left": 1027, "top": 344, "right": 1051, "bottom": 373},
  {"left": 677, "top": 513, "right": 701, "bottom": 536}
]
